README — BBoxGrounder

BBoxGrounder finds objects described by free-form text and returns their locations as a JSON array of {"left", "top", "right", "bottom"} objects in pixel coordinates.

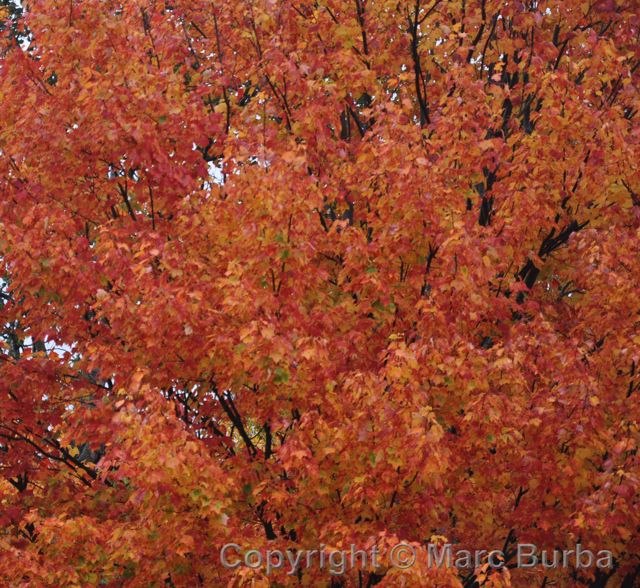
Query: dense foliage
[{"left": 1, "top": 0, "right": 640, "bottom": 586}]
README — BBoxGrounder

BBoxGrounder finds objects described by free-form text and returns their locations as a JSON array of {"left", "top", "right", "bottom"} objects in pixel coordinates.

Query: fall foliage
[{"left": 1, "top": 0, "right": 640, "bottom": 586}]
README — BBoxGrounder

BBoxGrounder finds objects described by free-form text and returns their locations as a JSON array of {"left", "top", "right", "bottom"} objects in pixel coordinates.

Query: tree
[{"left": 0, "top": 0, "right": 639, "bottom": 585}]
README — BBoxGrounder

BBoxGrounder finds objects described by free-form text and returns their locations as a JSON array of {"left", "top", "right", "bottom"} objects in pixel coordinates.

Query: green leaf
[{"left": 274, "top": 366, "right": 290, "bottom": 383}]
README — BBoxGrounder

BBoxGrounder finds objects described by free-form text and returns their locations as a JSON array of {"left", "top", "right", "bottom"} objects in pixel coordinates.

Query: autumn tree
[{"left": 1, "top": 0, "right": 640, "bottom": 586}]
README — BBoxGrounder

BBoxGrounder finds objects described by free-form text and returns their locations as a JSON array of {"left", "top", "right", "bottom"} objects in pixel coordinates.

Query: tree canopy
[{"left": 1, "top": 0, "right": 640, "bottom": 586}]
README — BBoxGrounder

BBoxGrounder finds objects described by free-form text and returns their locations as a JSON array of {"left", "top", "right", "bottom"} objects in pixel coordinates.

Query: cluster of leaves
[
  {"left": 0, "top": 0, "right": 26, "bottom": 44},
  {"left": 1, "top": 0, "right": 640, "bottom": 586}
]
